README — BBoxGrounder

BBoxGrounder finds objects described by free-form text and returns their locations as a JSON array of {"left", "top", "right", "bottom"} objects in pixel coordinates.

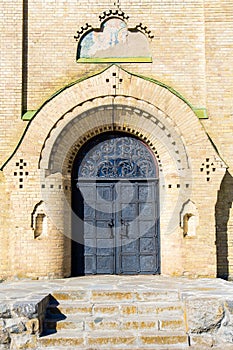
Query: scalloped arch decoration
[{"left": 76, "top": 18, "right": 152, "bottom": 63}]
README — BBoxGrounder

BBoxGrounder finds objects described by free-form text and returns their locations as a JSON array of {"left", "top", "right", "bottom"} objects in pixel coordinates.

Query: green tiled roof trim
[
  {"left": 1, "top": 66, "right": 112, "bottom": 170},
  {"left": 22, "top": 110, "right": 37, "bottom": 121},
  {"left": 192, "top": 108, "right": 208, "bottom": 119},
  {"left": 120, "top": 67, "right": 208, "bottom": 119}
]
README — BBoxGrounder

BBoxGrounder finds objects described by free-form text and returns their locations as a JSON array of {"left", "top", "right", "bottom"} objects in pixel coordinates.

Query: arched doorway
[{"left": 71, "top": 132, "right": 160, "bottom": 276}]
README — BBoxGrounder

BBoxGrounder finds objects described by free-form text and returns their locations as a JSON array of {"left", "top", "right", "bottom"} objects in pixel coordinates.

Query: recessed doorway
[{"left": 71, "top": 132, "right": 160, "bottom": 275}]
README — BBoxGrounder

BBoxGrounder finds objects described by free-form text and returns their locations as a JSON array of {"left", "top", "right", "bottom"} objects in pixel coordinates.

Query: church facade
[{"left": 0, "top": 0, "right": 232, "bottom": 280}]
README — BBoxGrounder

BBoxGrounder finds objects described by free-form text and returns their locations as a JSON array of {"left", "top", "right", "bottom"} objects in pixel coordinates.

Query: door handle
[
  {"left": 108, "top": 219, "right": 114, "bottom": 228},
  {"left": 121, "top": 219, "right": 129, "bottom": 238},
  {"left": 108, "top": 219, "right": 114, "bottom": 238}
]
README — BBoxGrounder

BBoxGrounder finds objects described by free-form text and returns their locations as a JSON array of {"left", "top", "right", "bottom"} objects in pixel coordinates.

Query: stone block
[
  {"left": 0, "top": 304, "right": 11, "bottom": 319},
  {"left": 55, "top": 303, "right": 92, "bottom": 316},
  {"left": 91, "top": 291, "right": 134, "bottom": 302},
  {"left": 39, "top": 333, "right": 84, "bottom": 347},
  {"left": 122, "top": 319, "right": 157, "bottom": 330},
  {"left": 185, "top": 298, "right": 224, "bottom": 333},
  {"left": 189, "top": 333, "right": 214, "bottom": 347},
  {"left": 25, "top": 318, "right": 39, "bottom": 334},
  {"left": 140, "top": 333, "right": 188, "bottom": 345},
  {"left": 12, "top": 302, "right": 37, "bottom": 319},
  {"left": 52, "top": 290, "right": 88, "bottom": 301},
  {"left": 93, "top": 304, "right": 119, "bottom": 316},
  {"left": 87, "top": 333, "right": 136, "bottom": 346},
  {"left": 0, "top": 329, "right": 10, "bottom": 345},
  {"left": 9, "top": 334, "right": 37, "bottom": 350},
  {"left": 158, "top": 319, "right": 184, "bottom": 331},
  {"left": 5, "top": 319, "right": 26, "bottom": 334},
  {"left": 86, "top": 317, "right": 119, "bottom": 331},
  {"left": 120, "top": 305, "right": 137, "bottom": 315}
]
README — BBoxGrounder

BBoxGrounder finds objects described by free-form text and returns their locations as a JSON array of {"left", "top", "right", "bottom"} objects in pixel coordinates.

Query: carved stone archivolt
[{"left": 42, "top": 100, "right": 189, "bottom": 176}]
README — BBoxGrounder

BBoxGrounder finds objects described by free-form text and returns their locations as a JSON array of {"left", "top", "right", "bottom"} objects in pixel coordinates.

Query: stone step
[
  {"left": 38, "top": 345, "right": 189, "bottom": 349},
  {"left": 37, "top": 346, "right": 233, "bottom": 350},
  {"left": 38, "top": 330, "right": 188, "bottom": 348},
  {"left": 44, "top": 314, "right": 184, "bottom": 332},
  {"left": 40, "top": 288, "right": 186, "bottom": 349},
  {"left": 46, "top": 300, "right": 183, "bottom": 317},
  {"left": 44, "top": 315, "right": 85, "bottom": 331},
  {"left": 138, "top": 301, "right": 183, "bottom": 316},
  {"left": 123, "top": 317, "right": 183, "bottom": 331},
  {"left": 39, "top": 331, "right": 84, "bottom": 347},
  {"left": 139, "top": 332, "right": 188, "bottom": 347},
  {"left": 37, "top": 346, "right": 190, "bottom": 350},
  {"left": 86, "top": 316, "right": 158, "bottom": 331},
  {"left": 46, "top": 302, "right": 93, "bottom": 317},
  {"left": 158, "top": 318, "right": 184, "bottom": 331},
  {"left": 45, "top": 315, "right": 159, "bottom": 331},
  {"left": 51, "top": 290, "right": 89, "bottom": 302},
  {"left": 90, "top": 290, "right": 180, "bottom": 302},
  {"left": 51, "top": 289, "right": 180, "bottom": 303}
]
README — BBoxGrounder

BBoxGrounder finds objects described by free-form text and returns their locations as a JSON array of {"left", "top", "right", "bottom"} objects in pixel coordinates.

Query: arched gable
[
  {"left": 1, "top": 64, "right": 227, "bottom": 279},
  {"left": 1, "top": 64, "right": 219, "bottom": 173}
]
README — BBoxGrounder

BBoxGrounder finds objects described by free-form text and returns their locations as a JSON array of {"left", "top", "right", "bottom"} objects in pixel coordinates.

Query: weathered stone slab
[
  {"left": 214, "top": 300, "right": 233, "bottom": 343},
  {"left": 185, "top": 297, "right": 224, "bottom": 333},
  {"left": 4, "top": 319, "right": 26, "bottom": 334},
  {"left": 12, "top": 302, "right": 38, "bottom": 319},
  {"left": 0, "top": 329, "right": 10, "bottom": 345},
  {"left": 0, "top": 305, "right": 11, "bottom": 319},
  {"left": 9, "top": 334, "right": 37, "bottom": 350}
]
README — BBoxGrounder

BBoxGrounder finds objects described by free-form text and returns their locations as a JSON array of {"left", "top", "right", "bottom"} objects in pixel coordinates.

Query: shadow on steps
[{"left": 40, "top": 295, "right": 67, "bottom": 337}]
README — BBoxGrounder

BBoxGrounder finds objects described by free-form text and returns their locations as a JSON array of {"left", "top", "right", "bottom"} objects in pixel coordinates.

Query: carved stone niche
[
  {"left": 31, "top": 201, "right": 47, "bottom": 239},
  {"left": 180, "top": 200, "right": 199, "bottom": 237}
]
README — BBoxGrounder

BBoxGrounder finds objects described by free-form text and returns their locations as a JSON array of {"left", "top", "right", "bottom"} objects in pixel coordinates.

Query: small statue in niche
[
  {"left": 31, "top": 201, "right": 47, "bottom": 239},
  {"left": 180, "top": 200, "right": 198, "bottom": 237},
  {"left": 183, "top": 213, "right": 194, "bottom": 237}
]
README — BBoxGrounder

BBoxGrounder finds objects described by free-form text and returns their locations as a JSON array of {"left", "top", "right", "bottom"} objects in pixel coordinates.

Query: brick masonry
[{"left": 0, "top": 0, "right": 232, "bottom": 280}]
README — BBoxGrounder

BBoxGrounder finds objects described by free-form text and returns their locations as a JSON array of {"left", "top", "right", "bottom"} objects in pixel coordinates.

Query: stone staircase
[{"left": 37, "top": 287, "right": 189, "bottom": 349}]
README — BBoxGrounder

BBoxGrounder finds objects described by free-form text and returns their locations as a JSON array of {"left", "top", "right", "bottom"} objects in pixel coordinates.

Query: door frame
[{"left": 71, "top": 132, "right": 160, "bottom": 276}]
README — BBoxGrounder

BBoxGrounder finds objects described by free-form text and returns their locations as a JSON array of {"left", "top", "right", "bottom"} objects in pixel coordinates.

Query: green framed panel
[{"left": 77, "top": 57, "right": 152, "bottom": 63}]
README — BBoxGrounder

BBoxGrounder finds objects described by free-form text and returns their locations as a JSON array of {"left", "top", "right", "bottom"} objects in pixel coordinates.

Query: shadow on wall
[
  {"left": 22, "top": 0, "right": 28, "bottom": 114},
  {"left": 215, "top": 170, "right": 233, "bottom": 280}
]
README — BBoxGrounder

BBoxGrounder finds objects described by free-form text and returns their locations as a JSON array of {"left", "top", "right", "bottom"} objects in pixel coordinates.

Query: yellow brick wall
[
  {"left": 1, "top": 1, "right": 233, "bottom": 171},
  {"left": 0, "top": 1, "right": 26, "bottom": 166},
  {"left": 202, "top": 1, "right": 233, "bottom": 172},
  {"left": 1, "top": 0, "right": 208, "bottom": 165},
  {"left": 0, "top": 0, "right": 233, "bottom": 279},
  {"left": 25, "top": 0, "right": 206, "bottom": 109}
]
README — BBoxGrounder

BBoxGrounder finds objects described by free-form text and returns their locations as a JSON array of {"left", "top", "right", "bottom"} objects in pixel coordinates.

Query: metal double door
[{"left": 80, "top": 180, "right": 160, "bottom": 275}]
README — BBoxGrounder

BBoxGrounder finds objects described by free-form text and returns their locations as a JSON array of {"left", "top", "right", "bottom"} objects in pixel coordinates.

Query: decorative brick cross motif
[
  {"left": 200, "top": 158, "right": 217, "bottom": 182},
  {"left": 14, "top": 159, "right": 29, "bottom": 189},
  {"left": 105, "top": 71, "right": 123, "bottom": 94}
]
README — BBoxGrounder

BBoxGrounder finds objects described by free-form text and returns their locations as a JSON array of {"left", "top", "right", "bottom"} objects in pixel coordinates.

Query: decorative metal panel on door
[{"left": 73, "top": 133, "right": 160, "bottom": 275}]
